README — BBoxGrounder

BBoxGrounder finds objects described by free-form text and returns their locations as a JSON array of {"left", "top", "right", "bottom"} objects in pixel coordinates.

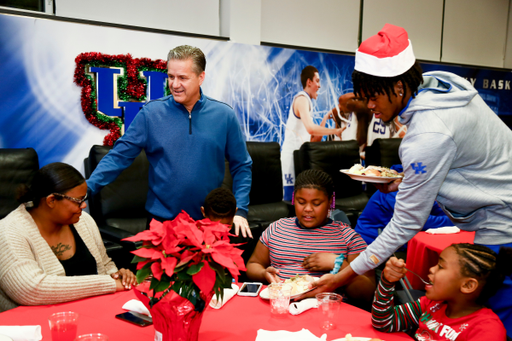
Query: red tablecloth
[
  {"left": 406, "top": 231, "right": 475, "bottom": 289},
  {"left": 0, "top": 289, "right": 413, "bottom": 341}
]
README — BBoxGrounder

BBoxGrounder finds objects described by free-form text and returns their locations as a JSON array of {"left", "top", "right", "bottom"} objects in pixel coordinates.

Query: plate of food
[
  {"left": 340, "top": 164, "right": 402, "bottom": 183},
  {"left": 259, "top": 275, "right": 319, "bottom": 300}
]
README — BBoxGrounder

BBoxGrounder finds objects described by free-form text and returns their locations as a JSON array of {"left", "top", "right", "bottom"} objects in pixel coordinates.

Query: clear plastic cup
[
  {"left": 75, "top": 333, "right": 109, "bottom": 341},
  {"left": 316, "top": 292, "right": 343, "bottom": 330},
  {"left": 268, "top": 283, "right": 292, "bottom": 315},
  {"left": 48, "top": 312, "right": 79, "bottom": 341}
]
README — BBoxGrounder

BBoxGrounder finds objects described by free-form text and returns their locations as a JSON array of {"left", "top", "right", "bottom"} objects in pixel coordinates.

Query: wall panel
[
  {"left": 260, "top": 0, "right": 360, "bottom": 52},
  {"left": 56, "top": 0, "right": 220, "bottom": 36},
  {"left": 362, "top": 0, "right": 443, "bottom": 62},
  {"left": 443, "top": 0, "right": 508, "bottom": 67}
]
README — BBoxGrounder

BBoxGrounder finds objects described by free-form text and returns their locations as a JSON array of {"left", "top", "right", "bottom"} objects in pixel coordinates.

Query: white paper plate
[
  {"left": 259, "top": 287, "right": 270, "bottom": 299},
  {"left": 0, "top": 335, "right": 14, "bottom": 341},
  {"left": 340, "top": 169, "right": 402, "bottom": 184},
  {"left": 259, "top": 278, "right": 319, "bottom": 300}
]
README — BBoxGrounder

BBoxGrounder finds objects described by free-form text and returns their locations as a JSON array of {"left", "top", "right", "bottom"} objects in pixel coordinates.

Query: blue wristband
[{"left": 330, "top": 254, "right": 345, "bottom": 274}]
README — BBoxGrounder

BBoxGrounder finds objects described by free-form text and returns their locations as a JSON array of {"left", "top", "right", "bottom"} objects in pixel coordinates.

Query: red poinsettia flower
[
  {"left": 123, "top": 211, "right": 246, "bottom": 309},
  {"left": 192, "top": 260, "right": 216, "bottom": 294},
  {"left": 200, "top": 228, "right": 246, "bottom": 278},
  {"left": 125, "top": 219, "right": 165, "bottom": 244}
]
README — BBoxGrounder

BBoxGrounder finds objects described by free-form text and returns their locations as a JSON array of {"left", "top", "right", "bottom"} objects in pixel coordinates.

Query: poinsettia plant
[{"left": 123, "top": 211, "right": 246, "bottom": 311}]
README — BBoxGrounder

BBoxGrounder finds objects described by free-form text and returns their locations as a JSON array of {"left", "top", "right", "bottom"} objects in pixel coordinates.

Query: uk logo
[
  {"left": 74, "top": 52, "right": 168, "bottom": 146},
  {"left": 284, "top": 174, "right": 294, "bottom": 184},
  {"left": 411, "top": 162, "right": 427, "bottom": 174}
]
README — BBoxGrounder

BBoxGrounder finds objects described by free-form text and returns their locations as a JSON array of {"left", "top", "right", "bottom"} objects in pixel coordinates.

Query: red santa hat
[{"left": 355, "top": 24, "right": 416, "bottom": 77}]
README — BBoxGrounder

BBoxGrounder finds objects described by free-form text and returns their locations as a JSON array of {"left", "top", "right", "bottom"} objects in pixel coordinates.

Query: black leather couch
[
  {"left": 0, "top": 148, "right": 39, "bottom": 219},
  {"left": 365, "top": 138, "right": 402, "bottom": 168},
  {"left": 364, "top": 138, "right": 402, "bottom": 195},
  {"left": 294, "top": 141, "right": 369, "bottom": 227},
  {"left": 84, "top": 145, "right": 149, "bottom": 270},
  {"left": 223, "top": 142, "right": 292, "bottom": 279}
]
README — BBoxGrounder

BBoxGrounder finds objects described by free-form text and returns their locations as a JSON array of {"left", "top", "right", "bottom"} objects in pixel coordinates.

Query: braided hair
[
  {"left": 203, "top": 188, "right": 237, "bottom": 221},
  {"left": 451, "top": 243, "right": 512, "bottom": 305},
  {"left": 294, "top": 169, "right": 334, "bottom": 199},
  {"left": 352, "top": 61, "right": 424, "bottom": 103}
]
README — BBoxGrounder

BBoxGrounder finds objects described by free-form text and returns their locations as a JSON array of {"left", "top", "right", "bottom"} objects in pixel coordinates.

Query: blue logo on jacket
[{"left": 411, "top": 162, "right": 427, "bottom": 174}]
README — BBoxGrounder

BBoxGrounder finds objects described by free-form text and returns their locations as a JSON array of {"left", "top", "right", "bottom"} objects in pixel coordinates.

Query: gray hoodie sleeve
[{"left": 351, "top": 130, "right": 457, "bottom": 274}]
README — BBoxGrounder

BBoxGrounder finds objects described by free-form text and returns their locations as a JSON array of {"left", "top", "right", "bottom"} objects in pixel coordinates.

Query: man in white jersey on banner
[{"left": 281, "top": 66, "right": 344, "bottom": 201}]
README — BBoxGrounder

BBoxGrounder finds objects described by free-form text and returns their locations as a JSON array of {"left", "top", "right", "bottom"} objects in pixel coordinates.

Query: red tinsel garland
[{"left": 74, "top": 52, "right": 167, "bottom": 146}]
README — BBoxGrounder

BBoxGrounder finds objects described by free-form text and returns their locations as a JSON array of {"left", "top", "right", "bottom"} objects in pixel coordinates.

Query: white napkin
[
  {"left": 288, "top": 298, "right": 318, "bottom": 315},
  {"left": 122, "top": 299, "right": 151, "bottom": 317},
  {"left": 256, "top": 328, "right": 326, "bottom": 341},
  {"left": 425, "top": 226, "right": 460, "bottom": 234},
  {"left": 0, "top": 325, "right": 42, "bottom": 341},
  {"left": 209, "top": 283, "right": 239, "bottom": 309}
]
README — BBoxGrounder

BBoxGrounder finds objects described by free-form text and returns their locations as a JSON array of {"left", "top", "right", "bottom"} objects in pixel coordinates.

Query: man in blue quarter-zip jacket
[{"left": 86, "top": 45, "right": 253, "bottom": 238}]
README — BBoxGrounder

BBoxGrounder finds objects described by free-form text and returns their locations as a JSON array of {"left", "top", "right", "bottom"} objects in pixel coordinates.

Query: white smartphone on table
[{"left": 237, "top": 282, "right": 263, "bottom": 297}]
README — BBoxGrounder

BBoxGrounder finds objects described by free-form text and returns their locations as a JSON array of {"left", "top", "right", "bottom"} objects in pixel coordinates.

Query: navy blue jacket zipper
[{"left": 189, "top": 112, "right": 192, "bottom": 134}]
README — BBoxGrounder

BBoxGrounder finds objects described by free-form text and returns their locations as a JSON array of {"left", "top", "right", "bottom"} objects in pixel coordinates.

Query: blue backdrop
[{"left": 1, "top": 13, "right": 511, "bottom": 171}]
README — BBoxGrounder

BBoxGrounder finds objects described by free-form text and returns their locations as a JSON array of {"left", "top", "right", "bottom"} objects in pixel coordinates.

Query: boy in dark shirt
[{"left": 201, "top": 188, "right": 237, "bottom": 226}]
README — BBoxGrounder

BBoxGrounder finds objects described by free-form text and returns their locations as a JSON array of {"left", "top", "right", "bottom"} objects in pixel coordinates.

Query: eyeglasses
[{"left": 52, "top": 193, "right": 88, "bottom": 206}]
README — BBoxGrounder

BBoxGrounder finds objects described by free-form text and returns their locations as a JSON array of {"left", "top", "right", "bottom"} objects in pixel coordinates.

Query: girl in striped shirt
[
  {"left": 246, "top": 169, "right": 376, "bottom": 306},
  {"left": 372, "top": 243, "right": 512, "bottom": 340}
]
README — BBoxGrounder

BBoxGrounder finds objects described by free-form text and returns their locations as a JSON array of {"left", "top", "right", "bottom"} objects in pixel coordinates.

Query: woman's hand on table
[
  {"left": 302, "top": 253, "right": 337, "bottom": 272},
  {"left": 382, "top": 257, "right": 407, "bottom": 283},
  {"left": 111, "top": 268, "right": 137, "bottom": 290}
]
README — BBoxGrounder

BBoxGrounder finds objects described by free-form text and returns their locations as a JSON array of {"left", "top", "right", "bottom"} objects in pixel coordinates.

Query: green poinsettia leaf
[
  {"left": 131, "top": 255, "right": 148, "bottom": 264},
  {"left": 186, "top": 262, "right": 204, "bottom": 276},
  {"left": 222, "top": 271, "right": 233, "bottom": 288},
  {"left": 209, "top": 264, "right": 233, "bottom": 289},
  {"left": 208, "top": 261, "right": 224, "bottom": 275},
  {"left": 154, "top": 279, "right": 172, "bottom": 293},
  {"left": 173, "top": 264, "right": 187, "bottom": 274},
  {"left": 149, "top": 297, "right": 159, "bottom": 307},
  {"left": 175, "top": 282, "right": 205, "bottom": 313},
  {"left": 171, "top": 281, "right": 183, "bottom": 295},
  {"left": 213, "top": 281, "right": 225, "bottom": 302},
  {"left": 136, "top": 265, "right": 151, "bottom": 284},
  {"left": 177, "top": 270, "right": 192, "bottom": 281},
  {"left": 149, "top": 276, "right": 160, "bottom": 290}
]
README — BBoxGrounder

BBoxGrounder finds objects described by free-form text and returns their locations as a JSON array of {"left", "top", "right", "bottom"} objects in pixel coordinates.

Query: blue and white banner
[{"left": 1, "top": 13, "right": 511, "bottom": 172}]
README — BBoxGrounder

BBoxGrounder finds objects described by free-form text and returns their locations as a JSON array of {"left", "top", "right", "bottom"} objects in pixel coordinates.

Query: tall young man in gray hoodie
[{"left": 312, "top": 23, "right": 512, "bottom": 334}]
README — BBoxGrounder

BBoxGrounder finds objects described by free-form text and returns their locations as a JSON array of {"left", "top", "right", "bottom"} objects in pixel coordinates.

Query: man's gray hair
[{"left": 167, "top": 45, "right": 206, "bottom": 75}]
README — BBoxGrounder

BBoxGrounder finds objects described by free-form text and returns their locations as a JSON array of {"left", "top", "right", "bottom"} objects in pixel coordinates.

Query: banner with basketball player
[{"left": 0, "top": 12, "right": 511, "bottom": 173}]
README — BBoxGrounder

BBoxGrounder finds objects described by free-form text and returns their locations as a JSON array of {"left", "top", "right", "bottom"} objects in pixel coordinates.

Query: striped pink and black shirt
[{"left": 260, "top": 217, "right": 367, "bottom": 279}]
